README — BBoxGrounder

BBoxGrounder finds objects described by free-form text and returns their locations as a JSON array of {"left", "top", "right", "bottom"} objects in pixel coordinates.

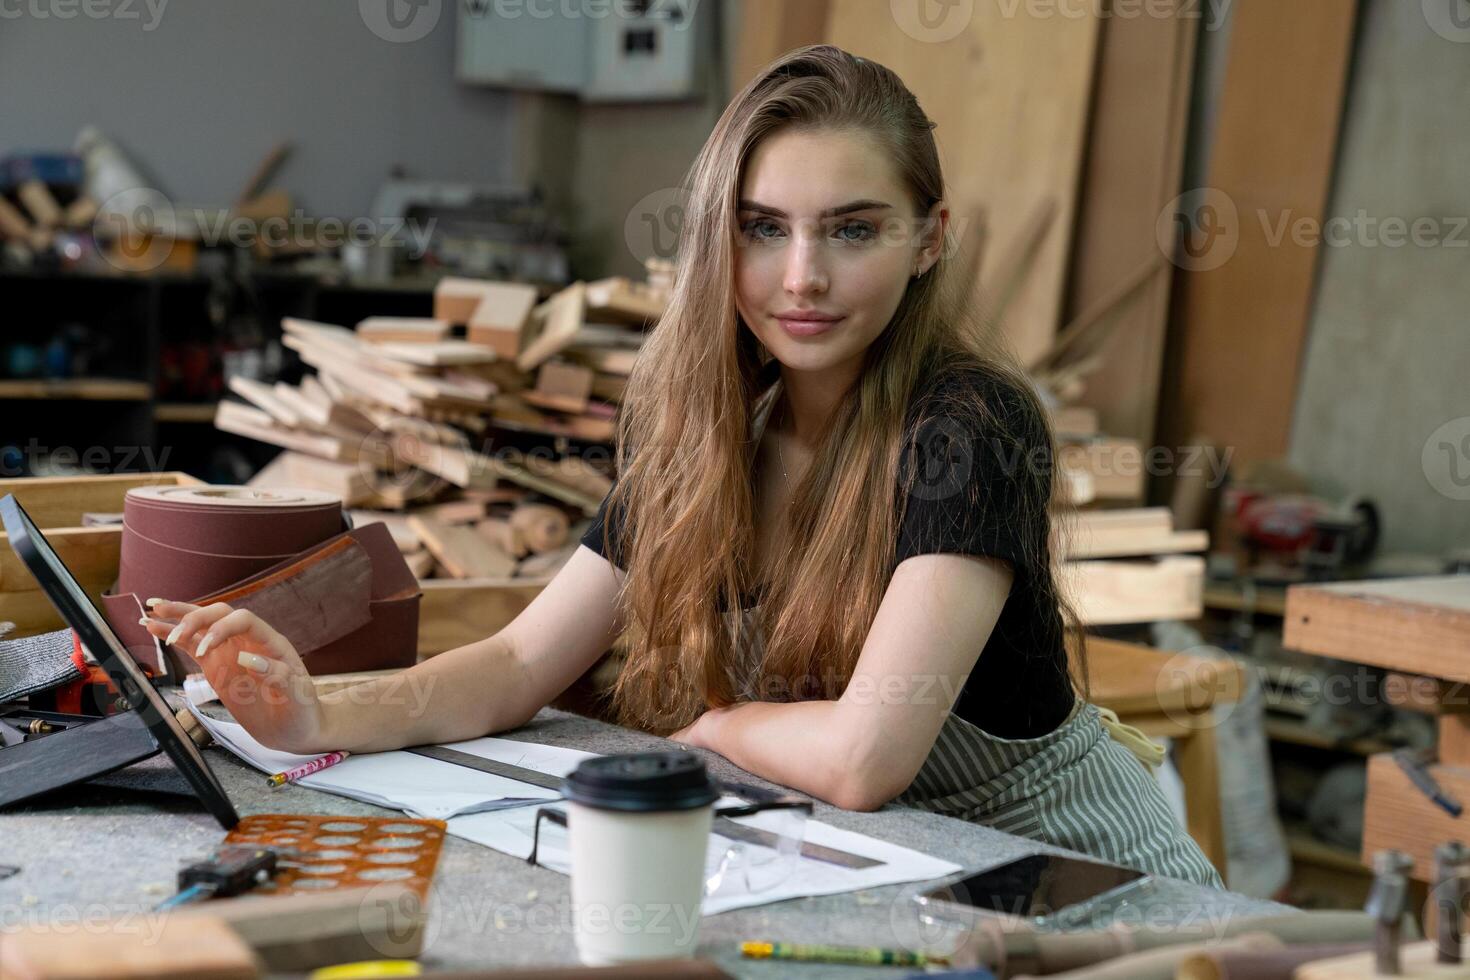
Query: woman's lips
[{"left": 774, "top": 312, "right": 845, "bottom": 337}]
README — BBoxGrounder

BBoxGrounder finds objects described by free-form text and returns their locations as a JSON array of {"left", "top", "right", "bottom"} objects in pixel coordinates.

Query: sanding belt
[{"left": 98, "top": 485, "right": 420, "bottom": 677}]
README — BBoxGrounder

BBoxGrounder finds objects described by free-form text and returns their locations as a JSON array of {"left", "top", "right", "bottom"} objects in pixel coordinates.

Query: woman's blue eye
[
  {"left": 741, "top": 219, "right": 783, "bottom": 241},
  {"left": 832, "top": 221, "right": 877, "bottom": 243}
]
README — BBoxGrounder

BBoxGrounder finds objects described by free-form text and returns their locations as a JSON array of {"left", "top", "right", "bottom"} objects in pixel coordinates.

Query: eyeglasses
[{"left": 526, "top": 779, "right": 814, "bottom": 899}]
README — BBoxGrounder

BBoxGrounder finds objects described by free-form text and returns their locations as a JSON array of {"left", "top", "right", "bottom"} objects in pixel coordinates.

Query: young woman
[{"left": 143, "top": 46, "right": 1220, "bottom": 887}]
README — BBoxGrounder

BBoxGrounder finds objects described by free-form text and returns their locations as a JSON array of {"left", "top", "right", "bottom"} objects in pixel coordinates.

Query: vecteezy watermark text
[
  {"left": 0, "top": 0, "right": 167, "bottom": 30},
  {"left": 93, "top": 188, "right": 437, "bottom": 273},
  {"left": 462, "top": 0, "right": 699, "bottom": 26},
  {"left": 1, "top": 441, "right": 171, "bottom": 478}
]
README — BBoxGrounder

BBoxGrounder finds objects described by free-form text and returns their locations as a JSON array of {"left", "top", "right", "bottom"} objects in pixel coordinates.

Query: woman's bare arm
[
  {"left": 672, "top": 553, "right": 1012, "bottom": 809},
  {"left": 145, "top": 545, "right": 626, "bottom": 754}
]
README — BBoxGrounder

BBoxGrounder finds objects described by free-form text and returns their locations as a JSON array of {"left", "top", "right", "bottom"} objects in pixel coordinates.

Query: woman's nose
[{"left": 783, "top": 235, "right": 829, "bottom": 296}]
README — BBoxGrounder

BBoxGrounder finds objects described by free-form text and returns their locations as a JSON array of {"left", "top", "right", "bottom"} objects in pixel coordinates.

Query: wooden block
[
  {"left": 408, "top": 515, "right": 516, "bottom": 579},
  {"left": 476, "top": 517, "right": 527, "bottom": 558},
  {"left": 390, "top": 434, "right": 496, "bottom": 490},
  {"left": 1062, "top": 556, "right": 1205, "bottom": 625},
  {"left": 179, "top": 884, "right": 425, "bottom": 972},
  {"left": 518, "top": 281, "right": 588, "bottom": 371},
  {"left": 0, "top": 194, "right": 33, "bottom": 239},
  {"left": 565, "top": 346, "right": 639, "bottom": 376},
  {"left": 356, "top": 316, "right": 451, "bottom": 344},
  {"left": 563, "top": 414, "right": 617, "bottom": 443},
  {"left": 1063, "top": 507, "right": 1209, "bottom": 560},
  {"left": 347, "top": 510, "right": 420, "bottom": 551},
  {"left": 466, "top": 281, "right": 540, "bottom": 359},
  {"left": 435, "top": 277, "right": 486, "bottom": 324},
  {"left": 1442, "top": 715, "right": 1470, "bottom": 766},
  {"left": 0, "top": 912, "right": 259, "bottom": 979},
  {"left": 1362, "top": 753, "right": 1470, "bottom": 883},
  {"left": 271, "top": 382, "right": 377, "bottom": 436},
  {"left": 287, "top": 340, "right": 422, "bottom": 416},
  {"left": 417, "top": 577, "right": 548, "bottom": 656},
  {"left": 405, "top": 549, "right": 434, "bottom": 578},
  {"left": 1284, "top": 577, "right": 1470, "bottom": 683},
  {"left": 510, "top": 502, "right": 571, "bottom": 554},
  {"left": 216, "top": 401, "right": 387, "bottom": 467},
  {"left": 63, "top": 195, "right": 98, "bottom": 229},
  {"left": 419, "top": 497, "right": 489, "bottom": 525},
  {"left": 371, "top": 341, "right": 498, "bottom": 368},
  {"left": 517, "top": 542, "right": 577, "bottom": 579},
  {"left": 1058, "top": 438, "right": 1147, "bottom": 503},
  {"left": 534, "top": 361, "right": 595, "bottom": 414},
  {"left": 545, "top": 456, "right": 614, "bottom": 501},
  {"left": 1050, "top": 405, "right": 1098, "bottom": 437},
  {"left": 1295, "top": 938, "right": 1470, "bottom": 979},
  {"left": 227, "top": 376, "right": 302, "bottom": 428},
  {"left": 585, "top": 275, "right": 665, "bottom": 324},
  {"left": 591, "top": 373, "right": 627, "bottom": 403},
  {"left": 18, "top": 179, "right": 62, "bottom": 227},
  {"left": 248, "top": 451, "right": 373, "bottom": 507}
]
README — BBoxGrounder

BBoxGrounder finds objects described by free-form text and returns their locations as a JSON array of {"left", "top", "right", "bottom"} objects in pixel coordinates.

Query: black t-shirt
[{"left": 580, "top": 368, "right": 1075, "bottom": 739}]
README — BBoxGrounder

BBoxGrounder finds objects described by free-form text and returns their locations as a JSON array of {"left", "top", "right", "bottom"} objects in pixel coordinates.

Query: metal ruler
[{"left": 405, "top": 745, "right": 881, "bottom": 870}]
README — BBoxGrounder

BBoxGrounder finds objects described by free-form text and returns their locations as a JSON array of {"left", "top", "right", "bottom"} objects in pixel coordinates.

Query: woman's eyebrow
[{"left": 737, "top": 199, "right": 895, "bottom": 219}]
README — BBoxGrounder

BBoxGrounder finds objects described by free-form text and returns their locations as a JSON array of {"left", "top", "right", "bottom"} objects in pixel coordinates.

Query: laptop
[{"left": 0, "top": 493, "right": 237, "bottom": 828}]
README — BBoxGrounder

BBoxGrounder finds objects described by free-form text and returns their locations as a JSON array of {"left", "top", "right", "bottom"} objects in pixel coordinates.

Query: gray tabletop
[{"left": 0, "top": 708, "right": 1286, "bottom": 977}]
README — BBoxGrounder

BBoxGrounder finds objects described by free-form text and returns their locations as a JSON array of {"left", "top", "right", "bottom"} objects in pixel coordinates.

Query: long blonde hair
[{"left": 603, "top": 45, "right": 1070, "bottom": 733}]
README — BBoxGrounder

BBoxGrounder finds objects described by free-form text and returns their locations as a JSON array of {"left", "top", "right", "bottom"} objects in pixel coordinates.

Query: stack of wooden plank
[
  {"left": 1058, "top": 507, "right": 1208, "bottom": 626},
  {"left": 213, "top": 269, "right": 665, "bottom": 597}
]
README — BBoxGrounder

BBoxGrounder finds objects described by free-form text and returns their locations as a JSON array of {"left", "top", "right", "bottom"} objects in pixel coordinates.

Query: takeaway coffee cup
[{"left": 542, "top": 752, "right": 720, "bottom": 965}]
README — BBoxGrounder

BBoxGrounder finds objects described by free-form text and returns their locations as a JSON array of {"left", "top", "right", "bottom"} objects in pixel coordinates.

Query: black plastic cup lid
[{"left": 562, "top": 752, "right": 720, "bottom": 813}]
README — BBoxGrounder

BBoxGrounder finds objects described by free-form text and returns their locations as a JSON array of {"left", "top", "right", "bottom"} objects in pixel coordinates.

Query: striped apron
[
  {"left": 727, "top": 607, "right": 1221, "bottom": 887},
  {"left": 740, "top": 391, "right": 1222, "bottom": 887}
]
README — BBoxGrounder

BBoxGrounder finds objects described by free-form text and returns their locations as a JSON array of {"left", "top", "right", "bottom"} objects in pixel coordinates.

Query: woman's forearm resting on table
[
  {"left": 313, "top": 632, "right": 538, "bottom": 753},
  {"left": 682, "top": 697, "right": 930, "bottom": 811}
]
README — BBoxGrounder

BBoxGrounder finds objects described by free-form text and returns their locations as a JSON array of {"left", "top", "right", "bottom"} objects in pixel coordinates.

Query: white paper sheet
[
  {"left": 188, "top": 704, "right": 960, "bottom": 912},
  {"left": 447, "top": 799, "right": 961, "bottom": 915},
  {"left": 187, "top": 708, "right": 587, "bottom": 819}
]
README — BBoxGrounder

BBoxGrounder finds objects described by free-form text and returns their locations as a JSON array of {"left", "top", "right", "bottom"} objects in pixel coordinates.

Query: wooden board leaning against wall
[{"left": 824, "top": 0, "right": 1101, "bottom": 367}]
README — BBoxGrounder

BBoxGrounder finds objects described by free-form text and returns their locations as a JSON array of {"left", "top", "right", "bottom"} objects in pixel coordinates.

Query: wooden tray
[{"left": 0, "top": 472, "right": 203, "bottom": 637}]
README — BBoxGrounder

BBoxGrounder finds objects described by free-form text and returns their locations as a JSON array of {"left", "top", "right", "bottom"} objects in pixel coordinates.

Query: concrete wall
[
  {"left": 1288, "top": 0, "right": 1470, "bottom": 557},
  {"left": 0, "top": 1, "right": 517, "bottom": 218},
  {"left": 0, "top": 0, "right": 734, "bottom": 279}
]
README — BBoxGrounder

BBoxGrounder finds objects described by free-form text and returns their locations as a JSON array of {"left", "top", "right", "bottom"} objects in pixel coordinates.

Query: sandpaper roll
[
  {"left": 117, "top": 485, "right": 345, "bottom": 601},
  {"left": 103, "top": 485, "right": 346, "bottom": 676}
]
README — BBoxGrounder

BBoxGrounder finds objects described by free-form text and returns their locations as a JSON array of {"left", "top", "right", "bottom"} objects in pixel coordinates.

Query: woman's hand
[{"left": 141, "top": 599, "right": 328, "bottom": 754}]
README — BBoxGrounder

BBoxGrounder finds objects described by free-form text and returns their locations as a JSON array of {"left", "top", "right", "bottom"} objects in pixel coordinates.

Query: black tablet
[{"left": 0, "top": 493, "right": 238, "bottom": 828}]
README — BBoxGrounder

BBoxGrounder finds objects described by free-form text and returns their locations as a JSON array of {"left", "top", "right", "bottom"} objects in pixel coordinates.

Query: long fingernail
[
  {"left": 237, "top": 651, "right": 269, "bottom": 673},
  {"left": 166, "top": 625, "right": 184, "bottom": 646},
  {"left": 196, "top": 634, "right": 214, "bottom": 659},
  {"left": 137, "top": 617, "right": 150, "bottom": 627},
  {"left": 145, "top": 598, "right": 164, "bottom": 607}
]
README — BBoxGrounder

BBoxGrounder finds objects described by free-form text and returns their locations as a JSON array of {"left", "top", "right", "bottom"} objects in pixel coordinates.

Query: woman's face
[{"left": 734, "top": 126, "right": 943, "bottom": 379}]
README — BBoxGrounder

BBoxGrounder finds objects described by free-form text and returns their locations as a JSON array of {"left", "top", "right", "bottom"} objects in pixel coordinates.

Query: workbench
[{"left": 0, "top": 708, "right": 1286, "bottom": 977}]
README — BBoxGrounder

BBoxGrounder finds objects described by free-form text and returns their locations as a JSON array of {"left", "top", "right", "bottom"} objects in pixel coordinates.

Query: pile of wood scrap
[
  {"left": 216, "top": 269, "right": 664, "bottom": 585},
  {"left": 433, "top": 271, "right": 661, "bottom": 444},
  {"left": 345, "top": 499, "right": 593, "bottom": 584}
]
